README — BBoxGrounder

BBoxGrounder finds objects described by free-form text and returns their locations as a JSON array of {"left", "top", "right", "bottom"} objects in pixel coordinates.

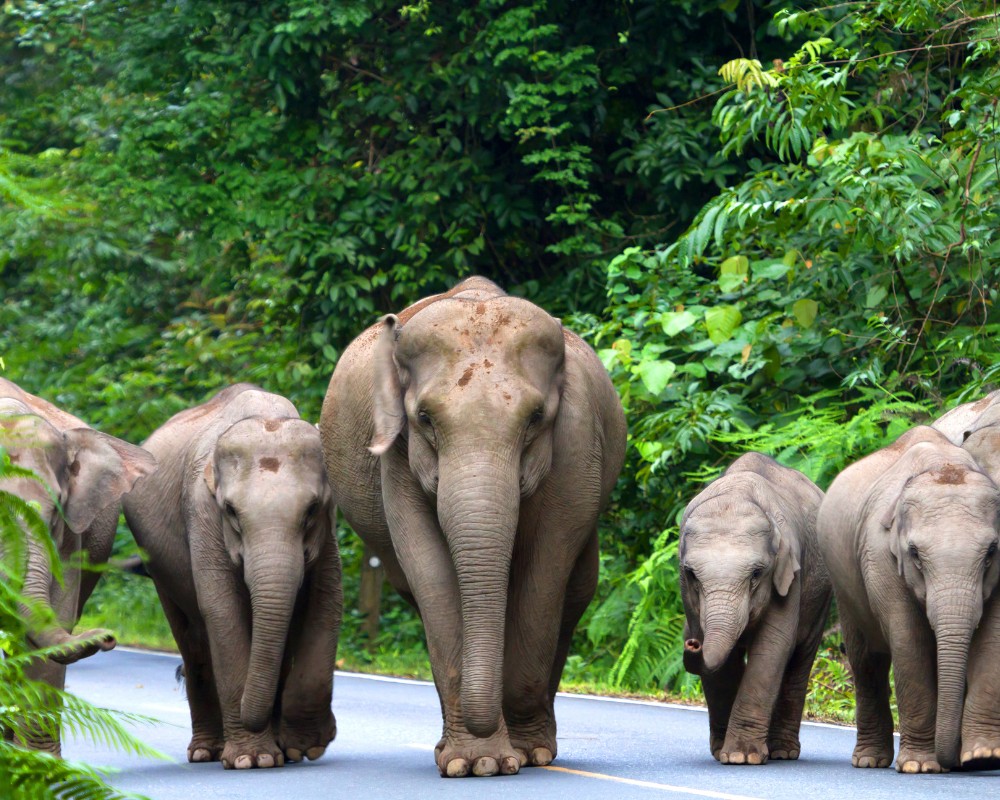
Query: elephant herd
[{"left": 1, "top": 274, "right": 999, "bottom": 780}]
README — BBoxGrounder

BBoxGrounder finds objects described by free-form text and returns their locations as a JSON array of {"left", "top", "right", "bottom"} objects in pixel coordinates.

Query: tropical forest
[{"left": 1, "top": 0, "right": 999, "bottom": 794}]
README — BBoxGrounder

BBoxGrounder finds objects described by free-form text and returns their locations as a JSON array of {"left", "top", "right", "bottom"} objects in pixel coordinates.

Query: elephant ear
[
  {"left": 879, "top": 490, "right": 908, "bottom": 576},
  {"left": 62, "top": 428, "right": 158, "bottom": 534},
  {"left": 769, "top": 513, "right": 800, "bottom": 597},
  {"left": 753, "top": 484, "right": 800, "bottom": 596},
  {"left": 369, "top": 314, "right": 406, "bottom": 456}
]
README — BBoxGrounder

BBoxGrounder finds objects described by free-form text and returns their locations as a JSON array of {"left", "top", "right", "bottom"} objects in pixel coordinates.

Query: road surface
[{"left": 63, "top": 648, "right": 1000, "bottom": 799}]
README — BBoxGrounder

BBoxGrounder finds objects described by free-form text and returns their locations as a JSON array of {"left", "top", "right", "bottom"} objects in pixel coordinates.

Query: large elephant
[
  {"left": 123, "top": 384, "right": 342, "bottom": 770},
  {"left": 933, "top": 389, "right": 1000, "bottom": 447},
  {"left": 320, "top": 276, "right": 626, "bottom": 777},
  {"left": 0, "top": 377, "right": 156, "bottom": 754},
  {"left": 680, "top": 452, "right": 830, "bottom": 765},
  {"left": 817, "top": 425, "right": 1000, "bottom": 773}
]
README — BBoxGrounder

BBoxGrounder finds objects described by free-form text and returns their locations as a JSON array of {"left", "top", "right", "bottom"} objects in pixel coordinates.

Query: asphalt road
[{"left": 63, "top": 648, "right": 1000, "bottom": 800}]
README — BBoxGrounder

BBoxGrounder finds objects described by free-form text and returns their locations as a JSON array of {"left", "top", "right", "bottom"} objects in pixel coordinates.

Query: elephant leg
[
  {"left": 193, "top": 552, "right": 283, "bottom": 770},
  {"left": 719, "top": 592, "right": 798, "bottom": 765},
  {"left": 503, "top": 528, "right": 598, "bottom": 768},
  {"left": 278, "top": 540, "right": 342, "bottom": 763},
  {"left": 17, "top": 658, "right": 66, "bottom": 756},
  {"left": 701, "top": 652, "right": 745, "bottom": 760},
  {"left": 766, "top": 641, "right": 817, "bottom": 760},
  {"left": 157, "top": 589, "right": 223, "bottom": 762},
  {"left": 380, "top": 452, "right": 519, "bottom": 778},
  {"left": 962, "top": 596, "right": 1000, "bottom": 768},
  {"left": 841, "top": 615, "right": 894, "bottom": 768},
  {"left": 883, "top": 607, "right": 939, "bottom": 773}
]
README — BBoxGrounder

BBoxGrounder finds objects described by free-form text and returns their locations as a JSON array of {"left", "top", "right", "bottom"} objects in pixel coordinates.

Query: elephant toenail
[
  {"left": 306, "top": 746, "right": 326, "bottom": 760},
  {"left": 446, "top": 758, "right": 470, "bottom": 777},
  {"left": 258, "top": 754, "right": 275, "bottom": 768},
  {"left": 501, "top": 756, "right": 520, "bottom": 775},
  {"left": 473, "top": 757, "right": 499, "bottom": 776},
  {"left": 234, "top": 755, "right": 253, "bottom": 769},
  {"left": 531, "top": 747, "right": 553, "bottom": 766},
  {"left": 285, "top": 748, "right": 302, "bottom": 762}
]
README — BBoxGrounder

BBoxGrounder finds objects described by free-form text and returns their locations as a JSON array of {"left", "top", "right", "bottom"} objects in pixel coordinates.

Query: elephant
[
  {"left": 933, "top": 389, "right": 1000, "bottom": 447},
  {"left": 816, "top": 425, "right": 1000, "bottom": 773},
  {"left": 319, "top": 276, "right": 626, "bottom": 777},
  {"left": 931, "top": 392, "right": 1000, "bottom": 768},
  {"left": 122, "top": 384, "right": 342, "bottom": 770},
  {"left": 679, "top": 452, "right": 830, "bottom": 765},
  {"left": 0, "top": 376, "right": 157, "bottom": 754}
]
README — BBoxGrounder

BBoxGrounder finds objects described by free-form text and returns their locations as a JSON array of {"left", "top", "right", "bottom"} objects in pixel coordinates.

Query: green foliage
[{"left": 0, "top": 455, "right": 162, "bottom": 799}]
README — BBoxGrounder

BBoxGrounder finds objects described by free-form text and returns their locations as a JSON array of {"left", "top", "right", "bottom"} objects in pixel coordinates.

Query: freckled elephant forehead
[{"left": 397, "top": 296, "right": 564, "bottom": 361}]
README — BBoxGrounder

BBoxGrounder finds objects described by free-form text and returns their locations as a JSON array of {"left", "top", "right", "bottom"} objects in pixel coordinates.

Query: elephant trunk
[
  {"left": 930, "top": 597, "right": 979, "bottom": 770},
  {"left": 437, "top": 448, "right": 520, "bottom": 739},
  {"left": 700, "top": 588, "right": 750, "bottom": 673},
  {"left": 16, "top": 507, "right": 111, "bottom": 664},
  {"left": 241, "top": 541, "right": 303, "bottom": 732}
]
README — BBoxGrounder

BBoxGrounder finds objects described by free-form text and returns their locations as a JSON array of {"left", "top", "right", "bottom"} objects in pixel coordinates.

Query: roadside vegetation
[{"left": 4, "top": 0, "right": 998, "bottom": 743}]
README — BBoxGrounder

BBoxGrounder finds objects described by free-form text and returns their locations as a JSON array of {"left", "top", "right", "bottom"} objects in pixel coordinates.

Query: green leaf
[
  {"left": 635, "top": 359, "right": 677, "bottom": 395},
  {"left": 753, "top": 260, "right": 791, "bottom": 281},
  {"left": 864, "top": 285, "right": 888, "bottom": 309},
  {"left": 704, "top": 305, "right": 743, "bottom": 344},
  {"left": 659, "top": 310, "right": 697, "bottom": 337},
  {"left": 792, "top": 298, "right": 819, "bottom": 328}
]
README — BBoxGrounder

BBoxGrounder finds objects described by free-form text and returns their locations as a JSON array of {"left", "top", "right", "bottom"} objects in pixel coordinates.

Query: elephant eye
[
  {"left": 683, "top": 565, "right": 697, "bottom": 583},
  {"left": 751, "top": 566, "right": 763, "bottom": 581},
  {"left": 304, "top": 500, "right": 320, "bottom": 522},
  {"left": 224, "top": 502, "right": 241, "bottom": 532},
  {"left": 908, "top": 543, "right": 921, "bottom": 568},
  {"left": 417, "top": 410, "right": 432, "bottom": 426},
  {"left": 527, "top": 407, "right": 544, "bottom": 426},
  {"left": 989, "top": 542, "right": 998, "bottom": 558}
]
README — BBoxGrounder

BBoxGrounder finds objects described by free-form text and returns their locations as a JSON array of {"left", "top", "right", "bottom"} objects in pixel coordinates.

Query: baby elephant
[
  {"left": 934, "top": 393, "right": 1000, "bottom": 768},
  {"left": 680, "top": 452, "right": 830, "bottom": 765},
  {"left": 818, "top": 426, "right": 1000, "bottom": 773},
  {"left": 124, "top": 384, "right": 342, "bottom": 770}
]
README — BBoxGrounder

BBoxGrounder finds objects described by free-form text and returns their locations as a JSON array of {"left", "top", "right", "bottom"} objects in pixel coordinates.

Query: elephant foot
[
  {"left": 435, "top": 727, "right": 521, "bottom": 777},
  {"left": 960, "top": 731, "right": 1000, "bottom": 770},
  {"left": 852, "top": 738, "right": 893, "bottom": 768},
  {"left": 895, "top": 746, "right": 944, "bottom": 774},
  {"left": 221, "top": 736, "right": 285, "bottom": 770},
  {"left": 767, "top": 736, "right": 800, "bottom": 761},
  {"left": 279, "top": 710, "right": 336, "bottom": 763},
  {"left": 719, "top": 732, "right": 768, "bottom": 765},
  {"left": 187, "top": 735, "right": 223, "bottom": 763},
  {"left": 508, "top": 714, "right": 557, "bottom": 767}
]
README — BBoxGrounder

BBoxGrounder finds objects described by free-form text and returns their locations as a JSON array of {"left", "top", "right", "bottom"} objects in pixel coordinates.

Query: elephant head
[
  {"left": 0, "top": 404, "right": 156, "bottom": 663},
  {"left": 368, "top": 296, "right": 566, "bottom": 737},
  {"left": 881, "top": 463, "right": 1000, "bottom": 769},
  {"left": 680, "top": 477, "right": 800, "bottom": 673},
  {"left": 203, "top": 416, "right": 333, "bottom": 733}
]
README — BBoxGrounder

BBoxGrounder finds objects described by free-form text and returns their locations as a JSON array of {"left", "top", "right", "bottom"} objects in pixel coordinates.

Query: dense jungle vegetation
[{"left": 2, "top": 1, "right": 1000, "bottom": 775}]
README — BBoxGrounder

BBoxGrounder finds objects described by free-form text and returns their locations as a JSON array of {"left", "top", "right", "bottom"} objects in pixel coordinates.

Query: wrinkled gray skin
[
  {"left": 320, "top": 277, "right": 626, "bottom": 778},
  {"left": 679, "top": 453, "right": 830, "bottom": 765},
  {"left": 933, "top": 391, "right": 1000, "bottom": 768},
  {"left": 817, "top": 426, "right": 1000, "bottom": 773},
  {"left": 123, "top": 385, "right": 342, "bottom": 770},
  {"left": 0, "top": 377, "right": 156, "bottom": 754}
]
